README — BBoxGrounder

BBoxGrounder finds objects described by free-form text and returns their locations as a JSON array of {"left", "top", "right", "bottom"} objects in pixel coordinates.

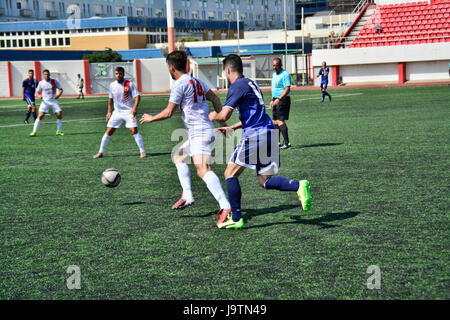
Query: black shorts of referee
[{"left": 272, "top": 96, "right": 291, "bottom": 121}]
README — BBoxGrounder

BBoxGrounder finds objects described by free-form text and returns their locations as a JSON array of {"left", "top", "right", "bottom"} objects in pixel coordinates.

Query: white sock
[
  {"left": 99, "top": 134, "right": 111, "bottom": 153},
  {"left": 202, "top": 170, "right": 231, "bottom": 209},
  {"left": 33, "top": 119, "right": 41, "bottom": 132},
  {"left": 133, "top": 133, "right": 145, "bottom": 153},
  {"left": 56, "top": 119, "right": 62, "bottom": 132},
  {"left": 175, "top": 162, "right": 193, "bottom": 201}
]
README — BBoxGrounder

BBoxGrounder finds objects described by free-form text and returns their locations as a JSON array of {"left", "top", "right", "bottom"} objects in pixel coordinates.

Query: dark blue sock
[
  {"left": 32, "top": 111, "right": 37, "bottom": 120},
  {"left": 326, "top": 91, "right": 331, "bottom": 98},
  {"left": 322, "top": 92, "right": 326, "bottom": 100},
  {"left": 264, "top": 176, "right": 299, "bottom": 191},
  {"left": 226, "top": 177, "right": 242, "bottom": 222},
  {"left": 25, "top": 111, "right": 31, "bottom": 121}
]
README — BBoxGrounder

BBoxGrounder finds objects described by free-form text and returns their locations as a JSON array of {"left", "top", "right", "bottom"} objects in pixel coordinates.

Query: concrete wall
[
  {"left": 0, "top": 62, "right": 9, "bottom": 97},
  {"left": 39, "top": 60, "right": 84, "bottom": 95},
  {"left": 140, "top": 58, "right": 171, "bottom": 93},
  {"left": 406, "top": 61, "right": 449, "bottom": 81},
  {"left": 10, "top": 61, "right": 34, "bottom": 97},
  {"left": 340, "top": 63, "right": 398, "bottom": 83},
  {"left": 312, "top": 42, "right": 450, "bottom": 85}
]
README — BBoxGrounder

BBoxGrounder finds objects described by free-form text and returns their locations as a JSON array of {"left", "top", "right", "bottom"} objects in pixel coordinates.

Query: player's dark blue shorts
[
  {"left": 320, "top": 82, "right": 328, "bottom": 90},
  {"left": 25, "top": 95, "right": 35, "bottom": 106}
]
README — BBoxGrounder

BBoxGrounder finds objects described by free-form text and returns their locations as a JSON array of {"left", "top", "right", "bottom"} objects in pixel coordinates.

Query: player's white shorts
[
  {"left": 181, "top": 129, "right": 216, "bottom": 157},
  {"left": 107, "top": 111, "right": 137, "bottom": 128},
  {"left": 230, "top": 128, "right": 280, "bottom": 176},
  {"left": 39, "top": 99, "right": 62, "bottom": 114}
]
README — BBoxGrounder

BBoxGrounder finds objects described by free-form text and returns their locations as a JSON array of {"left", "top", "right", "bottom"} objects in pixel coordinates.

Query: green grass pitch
[{"left": 0, "top": 85, "right": 448, "bottom": 299}]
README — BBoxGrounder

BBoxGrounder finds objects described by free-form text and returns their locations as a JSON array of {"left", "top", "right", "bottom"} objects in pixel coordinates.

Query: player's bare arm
[
  {"left": 140, "top": 101, "right": 178, "bottom": 124},
  {"left": 216, "top": 121, "right": 243, "bottom": 136},
  {"left": 131, "top": 95, "right": 140, "bottom": 116},
  {"left": 54, "top": 88, "right": 63, "bottom": 99},
  {"left": 273, "top": 86, "right": 291, "bottom": 106},
  {"left": 206, "top": 90, "right": 228, "bottom": 127},
  {"left": 209, "top": 107, "right": 233, "bottom": 123},
  {"left": 106, "top": 98, "right": 113, "bottom": 121}
]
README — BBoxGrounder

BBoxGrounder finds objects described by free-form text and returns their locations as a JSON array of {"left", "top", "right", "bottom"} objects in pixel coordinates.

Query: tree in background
[{"left": 83, "top": 48, "right": 122, "bottom": 62}]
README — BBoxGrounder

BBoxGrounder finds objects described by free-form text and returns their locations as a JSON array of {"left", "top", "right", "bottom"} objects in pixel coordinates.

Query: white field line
[
  {"left": 0, "top": 99, "right": 107, "bottom": 109},
  {"left": 0, "top": 146, "right": 176, "bottom": 170},
  {"left": 0, "top": 106, "right": 77, "bottom": 113},
  {"left": 293, "top": 92, "right": 363, "bottom": 102},
  {"left": 0, "top": 117, "right": 105, "bottom": 128}
]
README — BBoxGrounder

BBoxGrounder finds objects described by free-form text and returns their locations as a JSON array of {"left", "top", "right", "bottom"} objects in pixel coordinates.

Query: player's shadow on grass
[
  {"left": 181, "top": 204, "right": 298, "bottom": 219},
  {"left": 245, "top": 210, "right": 360, "bottom": 230},
  {"left": 298, "top": 142, "right": 343, "bottom": 149},
  {"left": 108, "top": 152, "right": 171, "bottom": 158},
  {"left": 64, "top": 131, "right": 104, "bottom": 136}
]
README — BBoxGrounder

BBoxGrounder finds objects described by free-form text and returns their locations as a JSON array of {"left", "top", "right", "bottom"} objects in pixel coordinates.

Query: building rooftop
[{"left": 0, "top": 16, "right": 244, "bottom": 32}]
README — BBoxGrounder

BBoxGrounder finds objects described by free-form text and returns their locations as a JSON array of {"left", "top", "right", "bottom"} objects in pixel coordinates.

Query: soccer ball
[{"left": 101, "top": 168, "right": 121, "bottom": 188}]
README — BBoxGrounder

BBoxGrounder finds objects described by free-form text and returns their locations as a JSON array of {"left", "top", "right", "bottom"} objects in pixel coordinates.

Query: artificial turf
[{"left": 0, "top": 85, "right": 448, "bottom": 299}]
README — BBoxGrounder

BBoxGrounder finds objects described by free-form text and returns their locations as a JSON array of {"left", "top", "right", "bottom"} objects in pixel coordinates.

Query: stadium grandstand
[{"left": 336, "top": 0, "right": 450, "bottom": 48}]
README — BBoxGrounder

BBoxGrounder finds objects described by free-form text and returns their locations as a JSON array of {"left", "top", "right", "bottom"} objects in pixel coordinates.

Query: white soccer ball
[{"left": 101, "top": 168, "right": 121, "bottom": 188}]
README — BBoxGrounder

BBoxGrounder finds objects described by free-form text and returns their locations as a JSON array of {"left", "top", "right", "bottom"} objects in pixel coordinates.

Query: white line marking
[
  {"left": 293, "top": 92, "right": 363, "bottom": 102},
  {"left": 0, "top": 99, "right": 107, "bottom": 109},
  {"left": 0, "top": 117, "right": 105, "bottom": 128}
]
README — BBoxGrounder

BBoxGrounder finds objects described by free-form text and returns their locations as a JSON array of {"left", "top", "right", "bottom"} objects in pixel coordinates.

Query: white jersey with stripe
[
  {"left": 169, "top": 73, "right": 214, "bottom": 135},
  {"left": 36, "top": 79, "right": 62, "bottom": 101},
  {"left": 109, "top": 80, "right": 140, "bottom": 113}
]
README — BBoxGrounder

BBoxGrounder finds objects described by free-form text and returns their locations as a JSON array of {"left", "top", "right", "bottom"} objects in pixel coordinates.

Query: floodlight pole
[{"left": 166, "top": 0, "right": 175, "bottom": 53}]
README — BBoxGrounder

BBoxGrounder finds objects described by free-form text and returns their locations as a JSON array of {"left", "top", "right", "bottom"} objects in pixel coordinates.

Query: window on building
[
  {"left": 0, "top": 40, "right": 5, "bottom": 48},
  {"left": 25, "top": 39, "right": 29, "bottom": 47},
  {"left": 65, "top": 37, "right": 70, "bottom": 45},
  {"left": 52, "top": 38, "right": 57, "bottom": 46},
  {"left": 45, "top": 38, "right": 50, "bottom": 46},
  {"left": 12, "top": 39, "right": 17, "bottom": 47},
  {"left": 31, "top": 39, "right": 36, "bottom": 47},
  {"left": 37, "top": 39, "right": 41, "bottom": 46},
  {"left": 6, "top": 40, "right": 11, "bottom": 48},
  {"left": 58, "top": 38, "right": 64, "bottom": 45}
]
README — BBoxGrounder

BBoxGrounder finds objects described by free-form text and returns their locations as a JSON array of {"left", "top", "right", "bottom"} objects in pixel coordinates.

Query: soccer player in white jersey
[
  {"left": 140, "top": 50, "right": 231, "bottom": 221},
  {"left": 93, "top": 66, "right": 146, "bottom": 159},
  {"left": 29, "top": 69, "right": 64, "bottom": 137}
]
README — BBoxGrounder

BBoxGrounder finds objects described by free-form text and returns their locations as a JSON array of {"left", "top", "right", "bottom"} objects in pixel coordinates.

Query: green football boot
[
  {"left": 29, "top": 131, "right": 36, "bottom": 137},
  {"left": 297, "top": 180, "right": 312, "bottom": 212},
  {"left": 56, "top": 131, "right": 64, "bottom": 136},
  {"left": 217, "top": 218, "right": 244, "bottom": 229}
]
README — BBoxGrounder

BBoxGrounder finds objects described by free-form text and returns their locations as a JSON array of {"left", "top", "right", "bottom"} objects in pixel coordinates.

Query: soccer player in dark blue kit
[
  {"left": 22, "top": 69, "right": 38, "bottom": 124},
  {"left": 317, "top": 61, "right": 332, "bottom": 102},
  {"left": 209, "top": 54, "right": 312, "bottom": 229}
]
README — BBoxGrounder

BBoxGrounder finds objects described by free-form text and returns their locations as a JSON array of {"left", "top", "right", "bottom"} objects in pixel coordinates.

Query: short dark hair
[
  {"left": 166, "top": 50, "right": 187, "bottom": 72},
  {"left": 115, "top": 66, "right": 125, "bottom": 74},
  {"left": 273, "top": 58, "right": 282, "bottom": 66},
  {"left": 43, "top": 69, "right": 50, "bottom": 75},
  {"left": 28, "top": 69, "right": 34, "bottom": 73},
  {"left": 222, "top": 54, "right": 243, "bottom": 74}
]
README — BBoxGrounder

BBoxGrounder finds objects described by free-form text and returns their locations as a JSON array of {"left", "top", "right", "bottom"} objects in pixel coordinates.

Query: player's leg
[
  {"left": 217, "top": 162, "right": 246, "bottom": 229},
  {"left": 320, "top": 83, "right": 326, "bottom": 102},
  {"left": 171, "top": 142, "right": 194, "bottom": 209},
  {"left": 55, "top": 110, "right": 64, "bottom": 136},
  {"left": 94, "top": 112, "right": 121, "bottom": 158},
  {"left": 278, "top": 97, "right": 291, "bottom": 149},
  {"left": 94, "top": 127, "right": 116, "bottom": 158},
  {"left": 129, "top": 127, "right": 146, "bottom": 158},
  {"left": 272, "top": 106, "right": 281, "bottom": 145},
  {"left": 192, "top": 154, "right": 231, "bottom": 217},
  {"left": 30, "top": 102, "right": 48, "bottom": 136},
  {"left": 24, "top": 104, "right": 32, "bottom": 124},
  {"left": 31, "top": 103, "right": 37, "bottom": 120}
]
